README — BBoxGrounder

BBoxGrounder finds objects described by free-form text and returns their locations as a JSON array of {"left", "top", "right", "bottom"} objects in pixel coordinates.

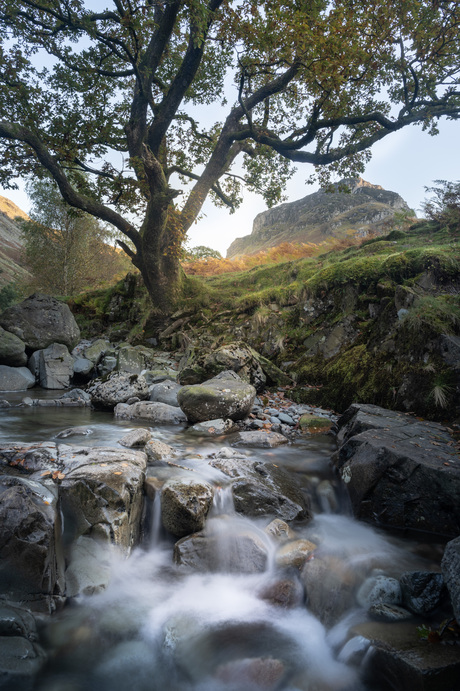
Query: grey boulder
[
  {"left": 114, "top": 400, "right": 187, "bottom": 424},
  {"left": 0, "top": 293, "right": 80, "bottom": 351},
  {"left": 86, "top": 372, "right": 149, "bottom": 409},
  {"left": 178, "top": 371, "right": 256, "bottom": 423},
  {"left": 0, "top": 365, "right": 35, "bottom": 391},
  {"left": 30, "top": 343, "right": 74, "bottom": 389},
  {"left": 161, "top": 478, "right": 214, "bottom": 537},
  {"left": 0, "top": 326, "right": 27, "bottom": 366},
  {"left": 149, "top": 380, "right": 182, "bottom": 407}
]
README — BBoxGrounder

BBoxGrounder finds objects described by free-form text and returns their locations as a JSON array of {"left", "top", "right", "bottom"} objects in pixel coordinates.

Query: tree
[
  {"left": 22, "top": 177, "right": 130, "bottom": 294},
  {"left": 183, "top": 245, "right": 223, "bottom": 260},
  {"left": 0, "top": 1, "right": 459, "bottom": 311}
]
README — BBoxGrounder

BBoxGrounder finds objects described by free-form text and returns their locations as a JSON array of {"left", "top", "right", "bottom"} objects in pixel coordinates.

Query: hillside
[
  {"left": 71, "top": 218, "right": 460, "bottom": 422},
  {"left": 0, "top": 195, "right": 30, "bottom": 285},
  {"left": 227, "top": 178, "right": 412, "bottom": 258}
]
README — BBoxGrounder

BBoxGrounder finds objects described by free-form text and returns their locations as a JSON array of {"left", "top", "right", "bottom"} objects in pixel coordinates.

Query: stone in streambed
[
  {"left": 232, "top": 430, "right": 288, "bottom": 448},
  {"left": 118, "top": 428, "right": 152, "bottom": 448},
  {"left": 188, "top": 418, "right": 236, "bottom": 436},
  {"left": 399, "top": 571, "right": 445, "bottom": 615},
  {"left": 161, "top": 478, "right": 214, "bottom": 538},
  {"left": 442, "top": 536, "right": 460, "bottom": 621},
  {"left": 0, "top": 365, "right": 35, "bottom": 391},
  {"left": 30, "top": 343, "right": 74, "bottom": 389},
  {"left": 87, "top": 372, "right": 149, "bottom": 409},
  {"left": 114, "top": 400, "right": 187, "bottom": 424},
  {"left": 178, "top": 371, "right": 256, "bottom": 423},
  {"left": 145, "top": 439, "right": 175, "bottom": 462}
]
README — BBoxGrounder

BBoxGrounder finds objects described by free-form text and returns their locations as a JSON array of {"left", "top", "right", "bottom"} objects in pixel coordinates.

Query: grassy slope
[{"left": 72, "top": 221, "right": 460, "bottom": 420}]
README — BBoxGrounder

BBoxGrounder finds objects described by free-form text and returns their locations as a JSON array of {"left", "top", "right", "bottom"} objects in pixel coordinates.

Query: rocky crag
[
  {"left": 0, "top": 195, "right": 30, "bottom": 285},
  {"left": 227, "top": 178, "right": 412, "bottom": 258}
]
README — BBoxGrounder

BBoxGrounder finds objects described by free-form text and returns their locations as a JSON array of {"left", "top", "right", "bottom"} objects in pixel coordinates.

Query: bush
[{"left": 423, "top": 180, "right": 460, "bottom": 230}]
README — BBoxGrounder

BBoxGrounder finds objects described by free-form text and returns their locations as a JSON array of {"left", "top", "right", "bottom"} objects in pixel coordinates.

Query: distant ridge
[
  {"left": 226, "top": 178, "right": 412, "bottom": 258},
  {"left": 0, "top": 194, "right": 30, "bottom": 285}
]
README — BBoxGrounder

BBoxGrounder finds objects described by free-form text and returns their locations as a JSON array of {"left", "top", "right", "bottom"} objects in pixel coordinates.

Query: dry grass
[{"left": 181, "top": 237, "right": 366, "bottom": 276}]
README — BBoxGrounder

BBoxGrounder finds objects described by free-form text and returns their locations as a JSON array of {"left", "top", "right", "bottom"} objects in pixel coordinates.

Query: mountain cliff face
[
  {"left": 226, "top": 178, "right": 412, "bottom": 258},
  {"left": 0, "top": 195, "right": 30, "bottom": 285}
]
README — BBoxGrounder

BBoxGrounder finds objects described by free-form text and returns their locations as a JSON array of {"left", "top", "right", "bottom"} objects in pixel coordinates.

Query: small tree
[
  {"left": 22, "top": 178, "right": 129, "bottom": 295},
  {"left": 183, "top": 245, "right": 223, "bottom": 260},
  {"left": 423, "top": 180, "right": 460, "bottom": 231},
  {"left": 0, "top": 1, "right": 459, "bottom": 311}
]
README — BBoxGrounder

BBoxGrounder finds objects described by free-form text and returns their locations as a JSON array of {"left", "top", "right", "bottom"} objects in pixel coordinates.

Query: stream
[{"left": 0, "top": 396, "right": 444, "bottom": 691}]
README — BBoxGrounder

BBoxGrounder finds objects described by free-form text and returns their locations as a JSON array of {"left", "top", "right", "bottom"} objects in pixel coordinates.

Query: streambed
[{"left": 0, "top": 394, "right": 449, "bottom": 691}]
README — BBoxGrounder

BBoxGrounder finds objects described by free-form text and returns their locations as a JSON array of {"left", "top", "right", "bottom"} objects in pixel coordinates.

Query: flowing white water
[{"left": 0, "top": 402, "right": 442, "bottom": 691}]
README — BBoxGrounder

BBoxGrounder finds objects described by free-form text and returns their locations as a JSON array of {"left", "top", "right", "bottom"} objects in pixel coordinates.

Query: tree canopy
[{"left": 0, "top": 0, "right": 459, "bottom": 310}]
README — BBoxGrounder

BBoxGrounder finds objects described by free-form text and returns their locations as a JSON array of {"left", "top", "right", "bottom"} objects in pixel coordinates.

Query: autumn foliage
[{"left": 181, "top": 238, "right": 364, "bottom": 276}]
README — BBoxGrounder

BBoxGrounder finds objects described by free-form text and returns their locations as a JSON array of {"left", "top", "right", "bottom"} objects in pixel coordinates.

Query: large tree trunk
[{"left": 135, "top": 194, "right": 184, "bottom": 314}]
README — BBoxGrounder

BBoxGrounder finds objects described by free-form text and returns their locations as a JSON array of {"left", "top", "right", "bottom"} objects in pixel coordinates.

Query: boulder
[
  {"left": 64, "top": 536, "right": 113, "bottom": 598},
  {"left": 116, "top": 345, "right": 155, "bottom": 374},
  {"left": 209, "top": 455, "right": 311, "bottom": 522},
  {"left": 188, "top": 418, "right": 235, "bottom": 436},
  {"left": 0, "top": 365, "right": 35, "bottom": 391},
  {"left": 149, "top": 380, "right": 182, "bottom": 407},
  {"left": 174, "top": 523, "right": 269, "bottom": 573},
  {"left": 72, "top": 357, "right": 94, "bottom": 378},
  {"left": 301, "top": 554, "right": 357, "bottom": 627},
  {"left": 0, "top": 474, "right": 64, "bottom": 613},
  {"left": 275, "top": 539, "right": 317, "bottom": 569},
  {"left": 334, "top": 404, "right": 460, "bottom": 536},
  {"left": 441, "top": 537, "right": 460, "bottom": 621},
  {"left": 232, "top": 430, "right": 289, "bottom": 448},
  {"left": 32, "top": 343, "right": 74, "bottom": 389},
  {"left": 399, "top": 571, "right": 445, "bottom": 616},
  {"left": 0, "top": 636, "right": 47, "bottom": 691},
  {"left": 83, "top": 338, "right": 111, "bottom": 365},
  {"left": 0, "top": 326, "right": 27, "bottom": 366},
  {"left": 356, "top": 575, "right": 402, "bottom": 608},
  {"left": 178, "top": 371, "right": 256, "bottom": 423},
  {"left": 145, "top": 439, "right": 175, "bottom": 462},
  {"left": 161, "top": 478, "right": 214, "bottom": 537},
  {"left": 0, "top": 293, "right": 80, "bottom": 351},
  {"left": 118, "top": 428, "right": 152, "bottom": 448},
  {"left": 178, "top": 342, "right": 267, "bottom": 391},
  {"left": 86, "top": 372, "right": 149, "bottom": 409},
  {"left": 114, "top": 401, "right": 187, "bottom": 424}
]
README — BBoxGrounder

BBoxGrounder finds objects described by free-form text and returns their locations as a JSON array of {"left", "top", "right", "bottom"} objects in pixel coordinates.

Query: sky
[{"left": 2, "top": 117, "right": 458, "bottom": 258}]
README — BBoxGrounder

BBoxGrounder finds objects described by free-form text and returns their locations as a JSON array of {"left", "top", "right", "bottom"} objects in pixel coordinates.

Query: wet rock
[
  {"left": 0, "top": 474, "right": 64, "bottom": 613},
  {"left": 399, "top": 571, "right": 445, "bottom": 615},
  {"left": 178, "top": 371, "right": 256, "bottom": 423},
  {"left": 299, "top": 414, "right": 333, "bottom": 434},
  {"left": 301, "top": 555, "right": 357, "bottom": 627},
  {"left": 338, "top": 635, "right": 370, "bottom": 666},
  {"left": 258, "top": 577, "right": 304, "bottom": 608},
  {"left": 145, "top": 439, "right": 175, "bottom": 462},
  {"left": 0, "top": 636, "right": 47, "bottom": 691},
  {"left": 65, "top": 536, "right": 113, "bottom": 597},
  {"left": 232, "top": 430, "right": 289, "bottom": 448},
  {"left": 275, "top": 539, "right": 317, "bottom": 569},
  {"left": 316, "top": 479, "right": 339, "bottom": 513},
  {"left": 216, "top": 656, "right": 285, "bottom": 690},
  {"left": 357, "top": 575, "right": 402, "bottom": 608},
  {"left": 161, "top": 478, "right": 214, "bottom": 537},
  {"left": 0, "top": 603, "right": 38, "bottom": 640},
  {"left": 210, "top": 456, "right": 311, "bottom": 523},
  {"left": 59, "top": 388, "right": 91, "bottom": 404},
  {"left": 441, "top": 537, "right": 460, "bottom": 621},
  {"left": 32, "top": 343, "right": 74, "bottom": 389},
  {"left": 118, "top": 428, "right": 152, "bottom": 448},
  {"left": 0, "top": 293, "right": 80, "bottom": 351},
  {"left": 0, "top": 326, "right": 27, "bottom": 366},
  {"left": 114, "top": 400, "right": 187, "bottom": 424},
  {"left": 368, "top": 603, "right": 413, "bottom": 622},
  {"left": 188, "top": 418, "right": 236, "bottom": 436},
  {"left": 0, "top": 365, "right": 35, "bottom": 391},
  {"left": 149, "top": 380, "right": 182, "bottom": 407},
  {"left": 55, "top": 426, "right": 93, "bottom": 439},
  {"left": 356, "top": 620, "right": 460, "bottom": 691},
  {"left": 59, "top": 446, "right": 147, "bottom": 554},
  {"left": 174, "top": 524, "right": 269, "bottom": 573},
  {"left": 86, "top": 372, "right": 149, "bottom": 409},
  {"left": 334, "top": 403, "right": 460, "bottom": 536},
  {"left": 265, "top": 518, "right": 296, "bottom": 542},
  {"left": 142, "top": 367, "right": 178, "bottom": 384}
]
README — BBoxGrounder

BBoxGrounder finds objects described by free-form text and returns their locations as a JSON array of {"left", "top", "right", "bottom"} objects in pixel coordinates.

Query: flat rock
[
  {"left": 355, "top": 620, "right": 460, "bottom": 691},
  {"left": 118, "top": 428, "right": 152, "bottom": 448},
  {"left": 114, "top": 400, "right": 187, "bottom": 424},
  {"left": 334, "top": 404, "right": 460, "bottom": 536},
  {"left": 188, "top": 418, "right": 236, "bottom": 436},
  {"left": 232, "top": 430, "right": 289, "bottom": 448}
]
